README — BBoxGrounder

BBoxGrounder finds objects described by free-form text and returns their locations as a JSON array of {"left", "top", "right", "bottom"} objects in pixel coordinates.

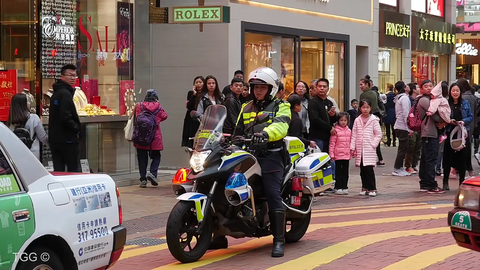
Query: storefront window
[
  {"left": 244, "top": 32, "right": 295, "bottom": 96},
  {"left": 378, "top": 48, "right": 402, "bottom": 92},
  {"left": 411, "top": 52, "right": 449, "bottom": 84},
  {"left": 41, "top": 0, "right": 134, "bottom": 118},
  {"left": 0, "top": 0, "right": 37, "bottom": 120},
  {"left": 325, "top": 41, "right": 345, "bottom": 111},
  {"left": 300, "top": 39, "right": 323, "bottom": 89}
]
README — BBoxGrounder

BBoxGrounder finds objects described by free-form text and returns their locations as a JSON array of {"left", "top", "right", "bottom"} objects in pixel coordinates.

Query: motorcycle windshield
[{"left": 194, "top": 105, "right": 227, "bottom": 151}]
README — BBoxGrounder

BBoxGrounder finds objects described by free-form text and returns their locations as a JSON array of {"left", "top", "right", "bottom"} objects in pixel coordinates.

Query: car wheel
[{"left": 16, "top": 246, "right": 64, "bottom": 270}]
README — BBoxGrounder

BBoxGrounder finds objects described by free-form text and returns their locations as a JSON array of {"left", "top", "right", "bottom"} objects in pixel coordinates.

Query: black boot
[
  {"left": 208, "top": 235, "right": 228, "bottom": 250},
  {"left": 443, "top": 180, "right": 449, "bottom": 191},
  {"left": 269, "top": 210, "right": 286, "bottom": 257}
]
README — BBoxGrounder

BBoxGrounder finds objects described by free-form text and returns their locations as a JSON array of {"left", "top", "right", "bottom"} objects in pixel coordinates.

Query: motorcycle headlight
[
  {"left": 456, "top": 184, "right": 480, "bottom": 211},
  {"left": 190, "top": 150, "right": 211, "bottom": 173}
]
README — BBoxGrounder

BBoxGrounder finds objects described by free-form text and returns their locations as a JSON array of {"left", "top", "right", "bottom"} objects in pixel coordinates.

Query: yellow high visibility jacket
[{"left": 234, "top": 98, "right": 291, "bottom": 142}]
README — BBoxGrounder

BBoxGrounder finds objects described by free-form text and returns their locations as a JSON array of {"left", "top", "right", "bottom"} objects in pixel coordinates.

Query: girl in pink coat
[
  {"left": 134, "top": 89, "right": 168, "bottom": 188},
  {"left": 350, "top": 100, "right": 383, "bottom": 197},
  {"left": 329, "top": 112, "right": 352, "bottom": 195}
]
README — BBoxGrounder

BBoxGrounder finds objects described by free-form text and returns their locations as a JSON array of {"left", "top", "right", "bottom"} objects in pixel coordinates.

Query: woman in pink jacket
[
  {"left": 134, "top": 89, "right": 168, "bottom": 188},
  {"left": 350, "top": 100, "right": 383, "bottom": 197},
  {"left": 329, "top": 112, "right": 352, "bottom": 195}
]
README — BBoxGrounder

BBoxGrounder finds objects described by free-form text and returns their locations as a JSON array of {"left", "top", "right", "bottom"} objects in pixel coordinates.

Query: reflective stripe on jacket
[{"left": 235, "top": 99, "right": 291, "bottom": 142}]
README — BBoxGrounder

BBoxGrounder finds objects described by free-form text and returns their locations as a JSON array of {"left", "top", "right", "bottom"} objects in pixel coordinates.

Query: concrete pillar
[
  {"left": 446, "top": 0, "right": 457, "bottom": 84},
  {"left": 399, "top": 0, "right": 412, "bottom": 83}
]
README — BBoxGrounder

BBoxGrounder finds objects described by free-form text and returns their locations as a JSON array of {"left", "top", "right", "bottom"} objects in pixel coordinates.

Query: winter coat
[
  {"left": 350, "top": 115, "right": 382, "bottom": 167},
  {"left": 133, "top": 101, "right": 168, "bottom": 150},
  {"left": 288, "top": 109, "right": 310, "bottom": 146},
  {"left": 446, "top": 99, "right": 473, "bottom": 134},
  {"left": 393, "top": 93, "right": 411, "bottom": 132},
  {"left": 383, "top": 91, "right": 396, "bottom": 125},
  {"left": 428, "top": 82, "right": 451, "bottom": 123},
  {"left": 223, "top": 93, "right": 242, "bottom": 135},
  {"left": 48, "top": 80, "right": 81, "bottom": 144},
  {"left": 182, "top": 90, "right": 200, "bottom": 147},
  {"left": 329, "top": 125, "right": 351, "bottom": 161},
  {"left": 308, "top": 96, "right": 337, "bottom": 141},
  {"left": 462, "top": 91, "right": 478, "bottom": 131}
]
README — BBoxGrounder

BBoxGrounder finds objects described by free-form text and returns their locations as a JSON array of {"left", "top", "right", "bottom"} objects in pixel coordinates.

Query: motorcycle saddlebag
[{"left": 294, "top": 152, "right": 334, "bottom": 194}]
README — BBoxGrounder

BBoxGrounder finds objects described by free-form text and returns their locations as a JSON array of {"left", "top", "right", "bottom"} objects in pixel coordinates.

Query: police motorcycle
[{"left": 166, "top": 104, "right": 334, "bottom": 263}]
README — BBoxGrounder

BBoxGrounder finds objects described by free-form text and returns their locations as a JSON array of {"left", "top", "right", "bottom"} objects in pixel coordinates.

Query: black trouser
[
  {"left": 376, "top": 145, "right": 383, "bottom": 161},
  {"left": 334, "top": 160, "right": 349, "bottom": 190},
  {"left": 405, "top": 132, "right": 421, "bottom": 168},
  {"left": 360, "top": 160, "right": 376, "bottom": 191},
  {"left": 419, "top": 137, "right": 439, "bottom": 190},
  {"left": 394, "top": 130, "right": 409, "bottom": 169},
  {"left": 443, "top": 132, "right": 467, "bottom": 185},
  {"left": 257, "top": 151, "right": 284, "bottom": 212},
  {"left": 137, "top": 149, "right": 161, "bottom": 180},
  {"left": 50, "top": 143, "right": 80, "bottom": 172},
  {"left": 466, "top": 135, "right": 473, "bottom": 172},
  {"left": 385, "top": 124, "right": 396, "bottom": 145}
]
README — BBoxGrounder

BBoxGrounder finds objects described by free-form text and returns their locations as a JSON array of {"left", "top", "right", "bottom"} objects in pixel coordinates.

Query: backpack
[
  {"left": 407, "top": 98, "right": 428, "bottom": 132},
  {"left": 132, "top": 103, "right": 162, "bottom": 146},
  {"left": 13, "top": 121, "right": 35, "bottom": 149},
  {"left": 450, "top": 125, "right": 468, "bottom": 151}
]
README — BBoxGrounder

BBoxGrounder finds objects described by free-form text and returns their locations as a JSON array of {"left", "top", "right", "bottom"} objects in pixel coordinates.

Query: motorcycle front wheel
[{"left": 166, "top": 201, "right": 212, "bottom": 263}]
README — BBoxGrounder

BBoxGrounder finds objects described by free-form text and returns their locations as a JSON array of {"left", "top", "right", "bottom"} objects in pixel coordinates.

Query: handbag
[
  {"left": 124, "top": 107, "right": 136, "bottom": 141},
  {"left": 450, "top": 124, "right": 468, "bottom": 151}
]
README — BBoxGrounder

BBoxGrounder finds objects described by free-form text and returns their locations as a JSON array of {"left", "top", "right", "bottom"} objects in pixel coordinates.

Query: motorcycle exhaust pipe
[{"left": 224, "top": 186, "right": 251, "bottom": 206}]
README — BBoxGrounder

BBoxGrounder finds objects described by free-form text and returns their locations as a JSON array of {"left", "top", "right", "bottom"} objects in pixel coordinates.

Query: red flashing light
[
  {"left": 116, "top": 187, "right": 122, "bottom": 224},
  {"left": 173, "top": 168, "right": 190, "bottom": 184}
]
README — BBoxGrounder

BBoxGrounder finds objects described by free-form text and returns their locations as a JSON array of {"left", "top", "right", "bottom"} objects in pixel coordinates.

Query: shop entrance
[
  {"left": 243, "top": 26, "right": 347, "bottom": 111},
  {"left": 0, "top": 0, "right": 39, "bottom": 118}
]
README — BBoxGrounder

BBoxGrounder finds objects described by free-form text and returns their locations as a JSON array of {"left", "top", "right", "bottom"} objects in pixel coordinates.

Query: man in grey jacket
[
  {"left": 416, "top": 80, "right": 447, "bottom": 194},
  {"left": 392, "top": 81, "right": 411, "bottom": 177}
]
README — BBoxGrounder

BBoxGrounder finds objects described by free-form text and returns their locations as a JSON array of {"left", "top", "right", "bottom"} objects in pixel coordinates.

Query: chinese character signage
[
  {"left": 379, "top": 10, "right": 410, "bottom": 49},
  {"left": 412, "top": 16, "right": 455, "bottom": 55},
  {"left": 0, "top": 70, "right": 17, "bottom": 121},
  {"left": 41, "top": 0, "right": 77, "bottom": 79}
]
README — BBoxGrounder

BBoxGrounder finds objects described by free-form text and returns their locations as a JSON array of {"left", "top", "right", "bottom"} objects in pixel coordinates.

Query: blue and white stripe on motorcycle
[
  {"left": 188, "top": 194, "right": 206, "bottom": 200},
  {"left": 219, "top": 153, "right": 250, "bottom": 169}
]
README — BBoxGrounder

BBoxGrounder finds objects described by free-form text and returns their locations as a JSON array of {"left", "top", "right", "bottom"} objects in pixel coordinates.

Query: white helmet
[{"left": 248, "top": 67, "right": 280, "bottom": 99}]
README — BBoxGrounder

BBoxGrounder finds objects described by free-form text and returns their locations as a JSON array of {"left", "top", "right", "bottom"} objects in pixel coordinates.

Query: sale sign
[{"left": 0, "top": 70, "right": 18, "bottom": 121}]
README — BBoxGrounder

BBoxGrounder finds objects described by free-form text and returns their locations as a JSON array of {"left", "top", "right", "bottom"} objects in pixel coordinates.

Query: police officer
[{"left": 234, "top": 67, "right": 291, "bottom": 257}]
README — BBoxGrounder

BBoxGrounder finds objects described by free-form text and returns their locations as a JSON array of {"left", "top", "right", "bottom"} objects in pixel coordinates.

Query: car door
[{"left": 0, "top": 147, "right": 35, "bottom": 270}]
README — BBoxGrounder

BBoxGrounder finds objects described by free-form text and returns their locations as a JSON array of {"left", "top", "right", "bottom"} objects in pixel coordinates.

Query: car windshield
[{"left": 194, "top": 105, "right": 227, "bottom": 151}]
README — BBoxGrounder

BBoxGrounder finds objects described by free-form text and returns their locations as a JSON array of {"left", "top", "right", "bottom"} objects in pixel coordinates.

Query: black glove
[
  {"left": 232, "top": 136, "right": 245, "bottom": 147},
  {"left": 252, "top": 132, "right": 269, "bottom": 145}
]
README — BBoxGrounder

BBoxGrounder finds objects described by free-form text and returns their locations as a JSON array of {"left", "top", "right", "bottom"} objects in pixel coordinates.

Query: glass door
[
  {"left": 299, "top": 38, "right": 324, "bottom": 87},
  {"left": 0, "top": 0, "right": 38, "bottom": 120}
]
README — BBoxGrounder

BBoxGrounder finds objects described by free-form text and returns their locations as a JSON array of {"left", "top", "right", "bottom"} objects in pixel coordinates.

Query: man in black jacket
[
  {"left": 308, "top": 78, "right": 337, "bottom": 152},
  {"left": 48, "top": 64, "right": 81, "bottom": 172},
  {"left": 222, "top": 70, "right": 244, "bottom": 96},
  {"left": 223, "top": 78, "right": 244, "bottom": 135}
]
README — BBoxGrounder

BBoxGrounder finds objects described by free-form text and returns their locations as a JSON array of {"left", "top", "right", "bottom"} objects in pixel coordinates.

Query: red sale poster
[
  {"left": 120, "top": 80, "right": 134, "bottom": 115},
  {"left": 0, "top": 70, "right": 18, "bottom": 121}
]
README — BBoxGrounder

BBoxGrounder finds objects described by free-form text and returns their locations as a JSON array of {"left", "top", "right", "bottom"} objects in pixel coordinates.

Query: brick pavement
[{"left": 111, "top": 146, "right": 480, "bottom": 269}]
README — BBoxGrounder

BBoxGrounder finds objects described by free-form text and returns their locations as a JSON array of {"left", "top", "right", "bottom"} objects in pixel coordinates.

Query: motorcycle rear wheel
[
  {"left": 166, "top": 201, "right": 212, "bottom": 263},
  {"left": 285, "top": 210, "right": 311, "bottom": 243}
]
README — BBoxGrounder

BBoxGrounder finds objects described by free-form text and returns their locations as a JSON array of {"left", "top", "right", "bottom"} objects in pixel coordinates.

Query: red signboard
[
  {"left": 0, "top": 70, "right": 18, "bottom": 121},
  {"left": 119, "top": 80, "right": 134, "bottom": 115}
]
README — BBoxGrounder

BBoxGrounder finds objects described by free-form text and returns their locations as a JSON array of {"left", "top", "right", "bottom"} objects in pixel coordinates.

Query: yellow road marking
[
  {"left": 138, "top": 214, "right": 446, "bottom": 268},
  {"left": 312, "top": 204, "right": 451, "bottom": 218},
  {"left": 120, "top": 244, "right": 168, "bottom": 260},
  {"left": 152, "top": 236, "right": 273, "bottom": 270},
  {"left": 124, "top": 245, "right": 139, "bottom": 250},
  {"left": 382, "top": 244, "right": 470, "bottom": 270},
  {"left": 307, "top": 214, "right": 446, "bottom": 232},
  {"left": 267, "top": 227, "right": 451, "bottom": 270},
  {"left": 312, "top": 202, "right": 427, "bottom": 213}
]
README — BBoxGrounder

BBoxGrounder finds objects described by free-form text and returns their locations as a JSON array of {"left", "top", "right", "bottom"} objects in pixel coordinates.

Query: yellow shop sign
[
  {"left": 171, "top": 6, "right": 230, "bottom": 24},
  {"left": 419, "top": 29, "right": 455, "bottom": 44},
  {"left": 385, "top": 22, "right": 410, "bottom": 38}
]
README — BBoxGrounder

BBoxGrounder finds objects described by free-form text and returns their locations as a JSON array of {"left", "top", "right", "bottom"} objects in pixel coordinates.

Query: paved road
[{"left": 113, "top": 146, "right": 478, "bottom": 269}]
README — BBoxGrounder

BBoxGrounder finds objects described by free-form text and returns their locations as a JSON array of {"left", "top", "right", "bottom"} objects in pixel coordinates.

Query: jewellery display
[{"left": 124, "top": 88, "right": 136, "bottom": 117}]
